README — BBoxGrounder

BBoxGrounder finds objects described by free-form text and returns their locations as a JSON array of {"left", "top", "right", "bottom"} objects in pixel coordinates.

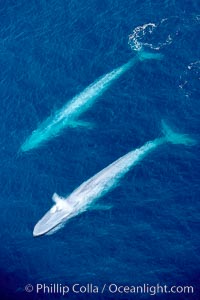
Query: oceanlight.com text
[{"left": 108, "top": 283, "right": 194, "bottom": 295}]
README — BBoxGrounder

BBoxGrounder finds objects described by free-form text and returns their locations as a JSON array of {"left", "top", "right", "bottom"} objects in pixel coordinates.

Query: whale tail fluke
[
  {"left": 162, "top": 120, "right": 196, "bottom": 146},
  {"left": 138, "top": 51, "right": 163, "bottom": 61}
]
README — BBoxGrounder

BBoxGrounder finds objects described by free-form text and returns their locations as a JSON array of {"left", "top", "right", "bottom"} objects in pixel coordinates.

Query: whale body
[
  {"left": 21, "top": 51, "right": 162, "bottom": 152},
  {"left": 33, "top": 121, "right": 195, "bottom": 236}
]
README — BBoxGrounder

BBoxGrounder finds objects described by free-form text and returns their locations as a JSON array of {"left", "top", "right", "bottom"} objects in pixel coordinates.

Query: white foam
[
  {"left": 179, "top": 61, "right": 200, "bottom": 98},
  {"left": 128, "top": 23, "right": 156, "bottom": 51},
  {"left": 128, "top": 18, "right": 175, "bottom": 52}
]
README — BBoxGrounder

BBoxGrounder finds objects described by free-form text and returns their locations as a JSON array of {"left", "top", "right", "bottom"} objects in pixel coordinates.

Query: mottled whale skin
[
  {"left": 21, "top": 51, "right": 162, "bottom": 152},
  {"left": 33, "top": 122, "right": 195, "bottom": 237}
]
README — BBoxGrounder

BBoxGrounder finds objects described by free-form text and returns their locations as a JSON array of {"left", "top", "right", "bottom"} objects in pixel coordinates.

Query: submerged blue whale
[
  {"left": 33, "top": 121, "right": 195, "bottom": 236},
  {"left": 21, "top": 51, "right": 162, "bottom": 152}
]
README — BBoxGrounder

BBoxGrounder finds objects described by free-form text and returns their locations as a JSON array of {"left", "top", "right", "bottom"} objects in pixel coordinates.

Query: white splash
[{"left": 128, "top": 19, "right": 176, "bottom": 51}]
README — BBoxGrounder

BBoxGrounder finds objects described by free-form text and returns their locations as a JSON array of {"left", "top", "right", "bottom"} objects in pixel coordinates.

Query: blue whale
[{"left": 21, "top": 51, "right": 162, "bottom": 152}]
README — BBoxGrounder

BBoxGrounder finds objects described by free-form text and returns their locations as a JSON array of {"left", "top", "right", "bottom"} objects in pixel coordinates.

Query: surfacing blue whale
[
  {"left": 21, "top": 51, "right": 162, "bottom": 152},
  {"left": 33, "top": 121, "right": 195, "bottom": 237}
]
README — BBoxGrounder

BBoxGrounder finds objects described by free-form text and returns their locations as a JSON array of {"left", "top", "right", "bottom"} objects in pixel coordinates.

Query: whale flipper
[
  {"left": 90, "top": 204, "right": 113, "bottom": 211},
  {"left": 68, "top": 120, "right": 94, "bottom": 129}
]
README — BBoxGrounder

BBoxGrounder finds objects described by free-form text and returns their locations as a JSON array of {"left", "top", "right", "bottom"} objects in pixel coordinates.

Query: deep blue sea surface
[{"left": 0, "top": 0, "right": 200, "bottom": 299}]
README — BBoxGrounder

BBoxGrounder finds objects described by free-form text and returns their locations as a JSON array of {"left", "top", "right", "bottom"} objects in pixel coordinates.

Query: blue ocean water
[{"left": 0, "top": 0, "right": 200, "bottom": 299}]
